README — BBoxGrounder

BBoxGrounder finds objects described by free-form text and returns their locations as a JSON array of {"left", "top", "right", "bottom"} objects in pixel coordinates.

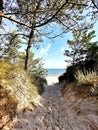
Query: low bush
[
  {"left": 58, "top": 65, "right": 77, "bottom": 83},
  {"left": 31, "top": 75, "right": 47, "bottom": 94}
]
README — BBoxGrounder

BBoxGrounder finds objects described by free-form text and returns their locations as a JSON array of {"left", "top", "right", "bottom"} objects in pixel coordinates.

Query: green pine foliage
[
  {"left": 60, "top": 29, "right": 98, "bottom": 96},
  {"left": 0, "top": 30, "right": 22, "bottom": 63}
]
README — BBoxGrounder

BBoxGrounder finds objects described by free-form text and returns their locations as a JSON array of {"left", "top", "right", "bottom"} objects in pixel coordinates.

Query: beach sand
[{"left": 45, "top": 75, "right": 59, "bottom": 85}]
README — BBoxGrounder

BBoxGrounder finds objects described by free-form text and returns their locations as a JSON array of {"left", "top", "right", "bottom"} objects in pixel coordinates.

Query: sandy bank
[{"left": 45, "top": 75, "right": 59, "bottom": 85}]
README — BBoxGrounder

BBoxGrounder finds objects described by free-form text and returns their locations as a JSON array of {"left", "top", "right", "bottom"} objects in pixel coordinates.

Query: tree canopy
[{"left": 0, "top": 0, "right": 98, "bottom": 72}]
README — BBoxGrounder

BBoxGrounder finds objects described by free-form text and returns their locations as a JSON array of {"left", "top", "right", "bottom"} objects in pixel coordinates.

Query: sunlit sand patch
[{"left": 45, "top": 76, "right": 59, "bottom": 85}]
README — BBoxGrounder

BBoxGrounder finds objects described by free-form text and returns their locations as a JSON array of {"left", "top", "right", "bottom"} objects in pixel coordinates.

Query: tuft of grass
[
  {"left": 75, "top": 70, "right": 98, "bottom": 85},
  {"left": 74, "top": 70, "right": 98, "bottom": 96}
]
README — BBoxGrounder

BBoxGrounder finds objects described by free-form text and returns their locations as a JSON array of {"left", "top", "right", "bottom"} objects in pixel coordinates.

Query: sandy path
[
  {"left": 3, "top": 76, "right": 98, "bottom": 130},
  {"left": 3, "top": 77, "right": 72, "bottom": 130}
]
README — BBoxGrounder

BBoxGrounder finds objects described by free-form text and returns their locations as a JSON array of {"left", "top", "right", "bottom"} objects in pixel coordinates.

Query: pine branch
[
  {"left": 0, "top": 13, "right": 32, "bottom": 28},
  {"left": 35, "top": 0, "right": 69, "bottom": 27},
  {"left": 91, "top": 0, "right": 98, "bottom": 10}
]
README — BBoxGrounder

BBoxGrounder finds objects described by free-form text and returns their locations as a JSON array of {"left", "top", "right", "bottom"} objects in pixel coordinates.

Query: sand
[
  {"left": 3, "top": 75, "right": 98, "bottom": 130},
  {"left": 45, "top": 75, "right": 59, "bottom": 85}
]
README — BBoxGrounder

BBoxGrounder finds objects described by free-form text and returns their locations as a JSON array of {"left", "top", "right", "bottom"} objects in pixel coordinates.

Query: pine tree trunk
[
  {"left": 24, "top": 0, "right": 41, "bottom": 72},
  {"left": 0, "top": 0, "right": 3, "bottom": 24},
  {"left": 24, "top": 29, "right": 34, "bottom": 72}
]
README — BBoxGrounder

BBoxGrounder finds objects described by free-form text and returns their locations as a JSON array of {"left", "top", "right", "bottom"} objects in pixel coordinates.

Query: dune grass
[
  {"left": 0, "top": 60, "right": 41, "bottom": 125},
  {"left": 75, "top": 70, "right": 98, "bottom": 85}
]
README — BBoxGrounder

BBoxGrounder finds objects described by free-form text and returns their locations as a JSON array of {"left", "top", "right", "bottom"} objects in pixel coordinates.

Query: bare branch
[
  {"left": 0, "top": 0, "right": 90, "bottom": 31},
  {"left": 55, "top": 17, "right": 70, "bottom": 30},
  {"left": 46, "top": 30, "right": 68, "bottom": 39},
  {"left": 35, "top": 0, "right": 69, "bottom": 27},
  {"left": 0, "top": 13, "right": 32, "bottom": 28},
  {"left": 67, "top": 2, "right": 88, "bottom": 7},
  {"left": 91, "top": 0, "right": 98, "bottom": 10}
]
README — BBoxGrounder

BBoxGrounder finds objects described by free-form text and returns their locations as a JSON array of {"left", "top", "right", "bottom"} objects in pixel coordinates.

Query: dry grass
[
  {"left": 0, "top": 60, "right": 41, "bottom": 128},
  {"left": 0, "top": 60, "right": 13, "bottom": 79},
  {"left": 74, "top": 70, "right": 98, "bottom": 96},
  {"left": 61, "top": 70, "right": 98, "bottom": 97},
  {"left": 75, "top": 70, "right": 98, "bottom": 85}
]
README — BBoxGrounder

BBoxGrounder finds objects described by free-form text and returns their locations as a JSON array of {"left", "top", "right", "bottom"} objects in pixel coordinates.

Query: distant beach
[{"left": 45, "top": 68, "right": 65, "bottom": 85}]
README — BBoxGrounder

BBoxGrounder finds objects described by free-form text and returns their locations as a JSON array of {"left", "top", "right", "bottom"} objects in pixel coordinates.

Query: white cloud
[{"left": 39, "top": 44, "right": 51, "bottom": 55}]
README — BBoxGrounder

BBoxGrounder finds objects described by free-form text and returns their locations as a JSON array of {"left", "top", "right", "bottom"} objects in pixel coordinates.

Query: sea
[{"left": 47, "top": 68, "right": 65, "bottom": 76}]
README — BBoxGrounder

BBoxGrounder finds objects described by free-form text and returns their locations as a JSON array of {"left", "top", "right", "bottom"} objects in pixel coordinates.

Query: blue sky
[
  {"left": 32, "top": 32, "right": 72, "bottom": 69},
  {"left": 32, "top": 22, "right": 98, "bottom": 69}
]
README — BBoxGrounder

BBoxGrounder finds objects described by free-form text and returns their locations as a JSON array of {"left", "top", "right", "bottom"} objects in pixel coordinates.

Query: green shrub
[{"left": 31, "top": 75, "right": 47, "bottom": 94}]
